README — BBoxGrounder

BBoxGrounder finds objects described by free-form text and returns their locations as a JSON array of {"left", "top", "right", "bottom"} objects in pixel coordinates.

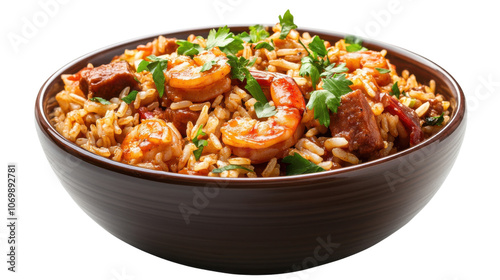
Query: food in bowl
[{"left": 50, "top": 10, "right": 451, "bottom": 177}]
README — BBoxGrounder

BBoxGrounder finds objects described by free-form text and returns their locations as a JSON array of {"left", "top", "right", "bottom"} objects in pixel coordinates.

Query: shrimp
[
  {"left": 221, "top": 71, "right": 306, "bottom": 163},
  {"left": 165, "top": 47, "right": 231, "bottom": 102},
  {"left": 122, "top": 118, "right": 183, "bottom": 166},
  {"left": 340, "top": 50, "right": 392, "bottom": 86}
]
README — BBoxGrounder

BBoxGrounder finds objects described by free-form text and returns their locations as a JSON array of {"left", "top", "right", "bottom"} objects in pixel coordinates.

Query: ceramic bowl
[{"left": 35, "top": 27, "right": 466, "bottom": 274}]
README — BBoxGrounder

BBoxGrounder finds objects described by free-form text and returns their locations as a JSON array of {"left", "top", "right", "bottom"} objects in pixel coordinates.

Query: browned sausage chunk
[
  {"left": 329, "top": 90, "right": 384, "bottom": 156},
  {"left": 164, "top": 108, "right": 200, "bottom": 137},
  {"left": 80, "top": 61, "right": 140, "bottom": 100},
  {"left": 163, "top": 38, "right": 179, "bottom": 55}
]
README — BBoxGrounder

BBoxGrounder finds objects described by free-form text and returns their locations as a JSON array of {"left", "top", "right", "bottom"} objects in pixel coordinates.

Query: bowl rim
[{"left": 35, "top": 25, "right": 466, "bottom": 185}]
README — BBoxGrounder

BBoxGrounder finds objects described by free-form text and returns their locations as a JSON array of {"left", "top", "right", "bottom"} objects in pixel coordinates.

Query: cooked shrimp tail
[{"left": 221, "top": 70, "right": 306, "bottom": 163}]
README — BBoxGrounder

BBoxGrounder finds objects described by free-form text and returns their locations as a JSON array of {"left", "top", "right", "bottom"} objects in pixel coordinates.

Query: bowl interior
[{"left": 36, "top": 26, "right": 466, "bottom": 185}]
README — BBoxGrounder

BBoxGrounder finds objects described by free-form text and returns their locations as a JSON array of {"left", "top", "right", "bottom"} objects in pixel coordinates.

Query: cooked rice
[{"left": 50, "top": 23, "right": 451, "bottom": 177}]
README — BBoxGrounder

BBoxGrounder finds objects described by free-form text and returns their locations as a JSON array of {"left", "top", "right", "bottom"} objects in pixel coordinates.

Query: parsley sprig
[
  {"left": 249, "top": 24, "right": 270, "bottom": 43},
  {"left": 121, "top": 90, "right": 138, "bottom": 104},
  {"left": 306, "top": 74, "right": 353, "bottom": 127},
  {"left": 320, "top": 63, "right": 349, "bottom": 79},
  {"left": 282, "top": 153, "right": 325, "bottom": 175},
  {"left": 279, "top": 10, "right": 297, "bottom": 39},
  {"left": 137, "top": 55, "right": 168, "bottom": 97},
  {"left": 200, "top": 60, "right": 218, "bottom": 72},
  {"left": 89, "top": 97, "right": 111, "bottom": 105},
  {"left": 206, "top": 26, "right": 244, "bottom": 55},
  {"left": 192, "top": 125, "right": 208, "bottom": 160},
  {"left": 299, "top": 35, "right": 347, "bottom": 90},
  {"left": 345, "top": 35, "right": 368, "bottom": 52},
  {"left": 375, "top": 67, "right": 391, "bottom": 74},
  {"left": 227, "top": 55, "right": 277, "bottom": 118},
  {"left": 390, "top": 81, "right": 402, "bottom": 99},
  {"left": 254, "top": 41, "right": 274, "bottom": 51},
  {"left": 177, "top": 26, "right": 244, "bottom": 57},
  {"left": 176, "top": 40, "right": 204, "bottom": 57}
]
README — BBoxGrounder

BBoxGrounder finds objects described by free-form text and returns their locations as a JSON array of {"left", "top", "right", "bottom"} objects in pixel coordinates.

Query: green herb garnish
[
  {"left": 205, "top": 26, "right": 244, "bottom": 55},
  {"left": 192, "top": 125, "right": 208, "bottom": 160},
  {"left": 249, "top": 24, "right": 270, "bottom": 43},
  {"left": 211, "top": 164, "right": 252, "bottom": 174},
  {"left": 278, "top": 10, "right": 297, "bottom": 39},
  {"left": 236, "top": 31, "right": 251, "bottom": 43},
  {"left": 227, "top": 55, "right": 276, "bottom": 118},
  {"left": 253, "top": 100, "right": 277, "bottom": 118},
  {"left": 306, "top": 74, "right": 353, "bottom": 127},
  {"left": 345, "top": 35, "right": 368, "bottom": 52},
  {"left": 299, "top": 56, "right": 322, "bottom": 90},
  {"left": 200, "top": 60, "right": 217, "bottom": 72},
  {"left": 375, "top": 67, "right": 391, "bottom": 74},
  {"left": 390, "top": 81, "right": 401, "bottom": 99},
  {"left": 282, "top": 153, "right": 325, "bottom": 175},
  {"left": 221, "top": 34, "right": 245, "bottom": 55},
  {"left": 121, "top": 90, "right": 138, "bottom": 104},
  {"left": 254, "top": 41, "right": 274, "bottom": 51},
  {"left": 176, "top": 40, "right": 204, "bottom": 57},
  {"left": 89, "top": 97, "right": 111, "bottom": 105},
  {"left": 320, "top": 63, "right": 349, "bottom": 78},
  {"left": 424, "top": 113, "right": 445, "bottom": 126},
  {"left": 308, "top": 35, "right": 328, "bottom": 57},
  {"left": 206, "top": 26, "right": 234, "bottom": 49},
  {"left": 298, "top": 36, "right": 332, "bottom": 89},
  {"left": 137, "top": 55, "right": 168, "bottom": 98}
]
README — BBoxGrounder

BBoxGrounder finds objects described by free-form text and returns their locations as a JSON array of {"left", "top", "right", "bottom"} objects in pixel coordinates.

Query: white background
[{"left": 1, "top": 0, "right": 499, "bottom": 279}]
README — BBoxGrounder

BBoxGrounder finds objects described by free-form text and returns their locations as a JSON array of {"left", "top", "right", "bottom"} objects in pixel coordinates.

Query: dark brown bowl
[{"left": 35, "top": 26, "right": 466, "bottom": 275}]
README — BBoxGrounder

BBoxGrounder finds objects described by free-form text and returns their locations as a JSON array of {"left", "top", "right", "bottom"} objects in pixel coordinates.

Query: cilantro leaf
[
  {"left": 279, "top": 10, "right": 297, "bottom": 39},
  {"left": 299, "top": 56, "right": 321, "bottom": 89},
  {"left": 308, "top": 35, "right": 328, "bottom": 57},
  {"left": 254, "top": 101, "right": 277, "bottom": 118},
  {"left": 282, "top": 153, "right": 325, "bottom": 175},
  {"left": 121, "top": 90, "right": 138, "bottom": 104},
  {"left": 306, "top": 74, "right": 353, "bottom": 127},
  {"left": 206, "top": 26, "right": 234, "bottom": 50},
  {"left": 176, "top": 40, "right": 204, "bottom": 57},
  {"left": 320, "top": 62, "right": 349, "bottom": 78},
  {"left": 211, "top": 164, "right": 252, "bottom": 174},
  {"left": 200, "top": 60, "right": 217, "bottom": 72},
  {"left": 89, "top": 97, "right": 111, "bottom": 105},
  {"left": 375, "top": 67, "right": 391, "bottom": 74},
  {"left": 254, "top": 41, "right": 275, "bottom": 51},
  {"left": 424, "top": 113, "right": 445, "bottom": 126},
  {"left": 390, "top": 81, "right": 401, "bottom": 99},
  {"left": 136, "top": 55, "right": 168, "bottom": 98},
  {"left": 345, "top": 35, "right": 368, "bottom": 52},
  {"left": 249, "top": 24, "right": 269, "bottom": 43}
]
